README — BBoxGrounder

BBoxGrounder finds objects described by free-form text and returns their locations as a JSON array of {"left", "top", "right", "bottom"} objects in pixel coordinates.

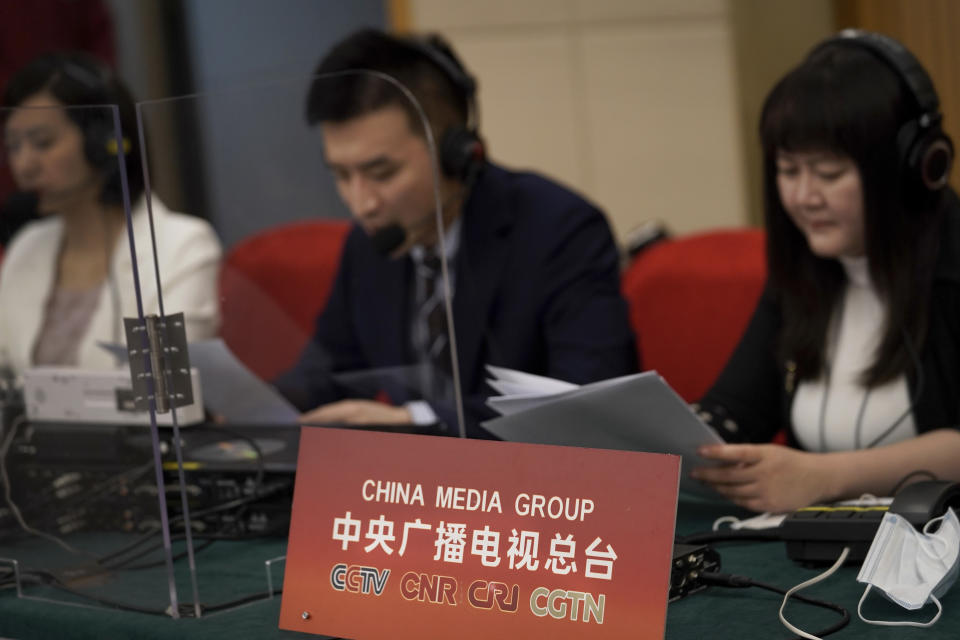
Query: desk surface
[{"left": 1, "top": 496, "right": 957, "bottom": 639}]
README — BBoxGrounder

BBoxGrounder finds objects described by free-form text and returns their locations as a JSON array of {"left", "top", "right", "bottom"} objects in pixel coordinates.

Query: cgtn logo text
[
  {"left": 330, "top": 563, "right": 390, "bottom": 595},
  {"left": 530, "top": 587, "right": 605, "bottom": 624}
]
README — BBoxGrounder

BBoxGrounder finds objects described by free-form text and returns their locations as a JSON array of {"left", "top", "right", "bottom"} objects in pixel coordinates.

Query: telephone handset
[{"left": 781, "top": 480, "right": 960, "bottom": 565}]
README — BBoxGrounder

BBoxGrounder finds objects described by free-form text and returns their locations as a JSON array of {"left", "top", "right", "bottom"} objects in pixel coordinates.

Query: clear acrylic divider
[
  {"left": 133, "top": 71, "right": 465, "bottom": 615},
  {"left": 0, "top": 103, "right": 184, "bottom": 616}
]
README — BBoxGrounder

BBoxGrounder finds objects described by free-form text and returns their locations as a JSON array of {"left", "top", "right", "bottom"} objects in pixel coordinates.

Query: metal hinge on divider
[{"left": 123, "top": 312, "right": 194, "bottom": 414}]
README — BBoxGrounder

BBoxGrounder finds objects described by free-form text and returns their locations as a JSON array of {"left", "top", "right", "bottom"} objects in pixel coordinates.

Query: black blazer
[
  {"left": 701, "top": 191, "right": 960, "bottom": 446},
  {"left": 275, "top": 163, "right": 638, "bottom": 436}
]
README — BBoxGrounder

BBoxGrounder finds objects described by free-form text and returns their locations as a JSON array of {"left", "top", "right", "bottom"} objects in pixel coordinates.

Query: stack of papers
[{"left": 482, "top": 366, "right": 725, "bottom": 495}]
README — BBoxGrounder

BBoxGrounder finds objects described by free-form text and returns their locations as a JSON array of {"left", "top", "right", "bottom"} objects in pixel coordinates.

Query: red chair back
[
  {"left": 622, "top": 228, "right": 767, "bottom": 402},
  {"left": 218, "top": 219, "right": 352, "bottom": 381}
]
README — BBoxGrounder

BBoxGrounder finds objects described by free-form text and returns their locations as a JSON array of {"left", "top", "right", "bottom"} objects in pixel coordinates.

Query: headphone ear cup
[
  {"left": 899, "top": 121, "right": 954, "bottom": 193},
  {"left": 439, "top": 126, "right": 485, "bottom": 182},
  {"left": 916, "top": 131, "right": 953, "bottom": 191}
]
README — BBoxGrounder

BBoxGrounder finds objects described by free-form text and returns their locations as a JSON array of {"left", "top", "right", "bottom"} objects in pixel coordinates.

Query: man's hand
[
  {"left": 299, "top": 400, "right": 413, "bottom": 426},
  {"left": 692, "top": 443, "right": 835, "bottom": 513}
]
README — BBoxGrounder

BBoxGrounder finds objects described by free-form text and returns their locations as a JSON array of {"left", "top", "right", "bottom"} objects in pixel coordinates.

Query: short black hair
[
  {"left": 3, "top": 51, "right": 144, "bottom": 206},
  {"left": 305, "top": 29, "right": 471, "bottom": 138}
]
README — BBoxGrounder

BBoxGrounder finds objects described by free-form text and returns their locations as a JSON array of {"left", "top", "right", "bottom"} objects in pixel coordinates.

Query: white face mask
[{"left": 856, "top": 508, "right": 960, "bottom": 627}]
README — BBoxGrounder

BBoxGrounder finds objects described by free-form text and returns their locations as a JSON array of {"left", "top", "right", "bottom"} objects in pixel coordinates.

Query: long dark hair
[
  {"left": 3, "top": 51, "right": 144, "bottom": 206},
  {"left": 761, "top": 41, "right": 947, "bottom": 386}
]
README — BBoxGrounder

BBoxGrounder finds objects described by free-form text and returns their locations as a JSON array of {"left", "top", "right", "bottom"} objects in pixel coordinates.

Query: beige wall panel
[
  {"left": 571, "top": 0, "right": 725, "bottom": 21},
  {"left": 579, "top": 23, "right": 747, "bottom": 238},
  {"left": 729, "top": 0, "right": 834, "bottom": 225},
  {"left": 448, "top": 33, "right": 586, "bottom": 203},
  {"left": 407, "top": 0, "right": 752, "bottom": 240},
  {"left": 411, "top": 0, "right": 573, "bottom": 30}
]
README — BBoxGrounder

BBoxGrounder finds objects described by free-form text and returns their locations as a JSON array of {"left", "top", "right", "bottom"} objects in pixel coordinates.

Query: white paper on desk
[
  {"left": 485, "top": 365, "right": 580, "bottom": 394},
  {"left": 486, "top": 366, "right": 625, "bottom": 416},
  {"left": 98, "top": 338, "right": 300, "bottom": 424},
  {"left": 482, "top": 370, "right": 725, "bottom": 496},
  {"left": 188, "top": 339, "right": 299, "bottom": 424}
]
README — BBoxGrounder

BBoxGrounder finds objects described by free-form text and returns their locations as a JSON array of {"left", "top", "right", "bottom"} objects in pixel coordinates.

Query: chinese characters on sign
[
  {"left": 280, "top": 428, "right": 679, "bottom": 640},
  {"left": 330, "top": 483, "right": 617, "bottom": 622}
]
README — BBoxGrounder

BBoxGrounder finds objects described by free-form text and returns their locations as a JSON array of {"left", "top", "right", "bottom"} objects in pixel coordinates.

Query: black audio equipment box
[{"left": 0, "top": 422, "right": 299, "bottom": 540}]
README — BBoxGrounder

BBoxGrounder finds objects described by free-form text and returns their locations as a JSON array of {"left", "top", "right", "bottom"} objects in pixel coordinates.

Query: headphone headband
[
  {"left": 400, "top": 34, "right": 478, "bottom": 130},
  {"left": 809, "top": 29, "right": 952, "bottom": 193},
  {"left": 811, "top": 29, "right": 940, "bottom": 124},
  {"left": 396, "top": 33, "right": 485, "bottom": 183},
  {"left": 60, "top": 60, "right": 111, "bottom": 94}
]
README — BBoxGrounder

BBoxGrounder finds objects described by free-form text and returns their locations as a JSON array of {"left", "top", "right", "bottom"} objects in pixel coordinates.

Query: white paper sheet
[
  {"left": 483, "top": 368, "right": 724, "bottom": 495},
  {"left": 187, "top": 338, "right": 300, "bottom": 425}
]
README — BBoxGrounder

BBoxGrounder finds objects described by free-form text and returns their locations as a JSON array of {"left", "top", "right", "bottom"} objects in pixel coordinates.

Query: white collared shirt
[{"left": 405, "top": 216, "right": 462, "bottom": 426}]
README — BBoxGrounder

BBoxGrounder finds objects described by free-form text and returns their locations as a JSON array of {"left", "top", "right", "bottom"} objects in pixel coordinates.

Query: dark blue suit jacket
[{"left": 275, "top": 163, "right": 638, "bottom": 436}]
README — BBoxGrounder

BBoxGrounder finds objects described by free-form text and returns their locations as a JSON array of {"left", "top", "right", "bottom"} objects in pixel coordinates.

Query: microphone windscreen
[
  {"left": 4, "top": 190, "right": 38, "bottom": 217},
  {"left": 370, "top": 224, "right": 406, "bottom": 256},
  {"left": 0, "top": 191, "right": 38, "bottom": 244}
]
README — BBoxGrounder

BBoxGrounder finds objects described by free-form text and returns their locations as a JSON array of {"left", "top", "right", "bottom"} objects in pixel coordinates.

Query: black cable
[
  {"left": 103, "top": 203, "right": 124, "bottom": 363},
  {"left": 4, "top": 519, "right": 275, "bottom": 595},
  {"left": 95, "top": 484, "right": 288, "bottom": 572},
  {"left": 95, "top": 527, "right": 167, "bottom": 565},
  {"left": 173, "top": 478, "right": 290, "bottom": 523},
  {"left": 106, "top": 539, "right": 216, "bottom": 572},
  {"left": 864, "top": 329, "right": 925, "bottom": 449},
  {"left": 676, "top": 529, "right": 782, "bottom": 545},
  {"left": 99, "top": 508, "right": 286, "bottom": 573},
  {"left": 700, "top": 571, "right": 850, "bottom": 639},
  {"left": 17, "top": 568, "right": 170, "bottom": 616},
  {"left": 91, "top": 473, "right": 288, "bottom": 573},
  {"left": 200, "top": 588, "right": 282, "bottom": 614},
  {"left": 21, "top": 425, "right": 274, "bottom": 567},
  {"left": 16, "top": 566, "right": 284, "bottom": 617},
  {"left": 2, "top": 423, "right": 284, "bottom": 613}
]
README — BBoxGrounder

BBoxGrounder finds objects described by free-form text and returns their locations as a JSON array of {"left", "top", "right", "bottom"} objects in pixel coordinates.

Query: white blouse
[
  {"left": 0, "top": 197, "right": 222, "bottom": 374},
  {"left": 791, "top": 256, "right": 917, "bottom": 452}
]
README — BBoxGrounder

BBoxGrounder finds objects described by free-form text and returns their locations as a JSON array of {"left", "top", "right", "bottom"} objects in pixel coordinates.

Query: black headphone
[
  {"left": 810, "top": 29, "right": 953, "bottom": 194},
  {"left": 59, "top": 59, "right": 131, "bottom": 174},
  {"left": 401, "top": 34, "right": 486, "bottom": 183}
]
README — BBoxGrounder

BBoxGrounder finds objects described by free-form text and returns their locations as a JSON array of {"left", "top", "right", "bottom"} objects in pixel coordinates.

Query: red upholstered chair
[
  {"left": 622, "top": 228, "right": 767, "bottom": 403},
  {"left": 218, "top": 219, "right": 352, "bottom": 381}
]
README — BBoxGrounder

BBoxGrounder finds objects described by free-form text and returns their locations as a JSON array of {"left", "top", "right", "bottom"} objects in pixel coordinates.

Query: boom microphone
[
  {"left": 0, "top": 191, "right": 39, "bottom": 244},
  {"left": 370, "top": 224, "right": 406, "bottom": 256}
]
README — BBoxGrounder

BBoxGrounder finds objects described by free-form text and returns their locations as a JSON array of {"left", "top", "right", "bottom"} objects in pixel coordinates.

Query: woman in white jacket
[{"left": 0, "top": 52, "right": 221, "bottom": 374}]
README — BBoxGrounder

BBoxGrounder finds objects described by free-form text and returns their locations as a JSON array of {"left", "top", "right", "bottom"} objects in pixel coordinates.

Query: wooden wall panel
[{"left": 834, "top": 0, "right": 960, "bottom": 191}]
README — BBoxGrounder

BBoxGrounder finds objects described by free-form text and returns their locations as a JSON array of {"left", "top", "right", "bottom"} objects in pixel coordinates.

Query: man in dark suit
[{"left": 274, "top": 29, "right": 637, "bottom": 437}]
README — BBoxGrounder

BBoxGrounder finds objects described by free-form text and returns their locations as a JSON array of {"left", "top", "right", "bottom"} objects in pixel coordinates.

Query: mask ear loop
[
  {"left": 918, "top": 511, "right": 957, "bottom": 563},
  {"left": 858, "top": 584, "right": 943, "bottom": 627},
  {"left": 922, "top": 510, "right": 950, "bottom": 535}
]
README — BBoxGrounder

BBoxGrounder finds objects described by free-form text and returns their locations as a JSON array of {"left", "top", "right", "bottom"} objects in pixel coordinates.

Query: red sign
[{"left": 279, "top": 428, "right": 679, "bottom": 639}]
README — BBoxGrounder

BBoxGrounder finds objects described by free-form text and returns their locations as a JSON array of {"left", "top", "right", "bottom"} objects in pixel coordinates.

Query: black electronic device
[
  {"left": 887, "top": 479, "right": 960, "bottom": 528},
  {"left": 669, "top": 542, "right": 721, "bottom": 602},
  {"left": 781, "top": 480, "right": 960, "bottom": 565},
  {"left": 0, "top": 423, "right": 298, "bottom": 540}
]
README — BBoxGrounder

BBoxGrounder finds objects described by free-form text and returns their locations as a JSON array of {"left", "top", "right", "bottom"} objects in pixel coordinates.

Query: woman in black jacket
[{"left": 693, "top": 30, "right": 960, "bottom": 512}]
